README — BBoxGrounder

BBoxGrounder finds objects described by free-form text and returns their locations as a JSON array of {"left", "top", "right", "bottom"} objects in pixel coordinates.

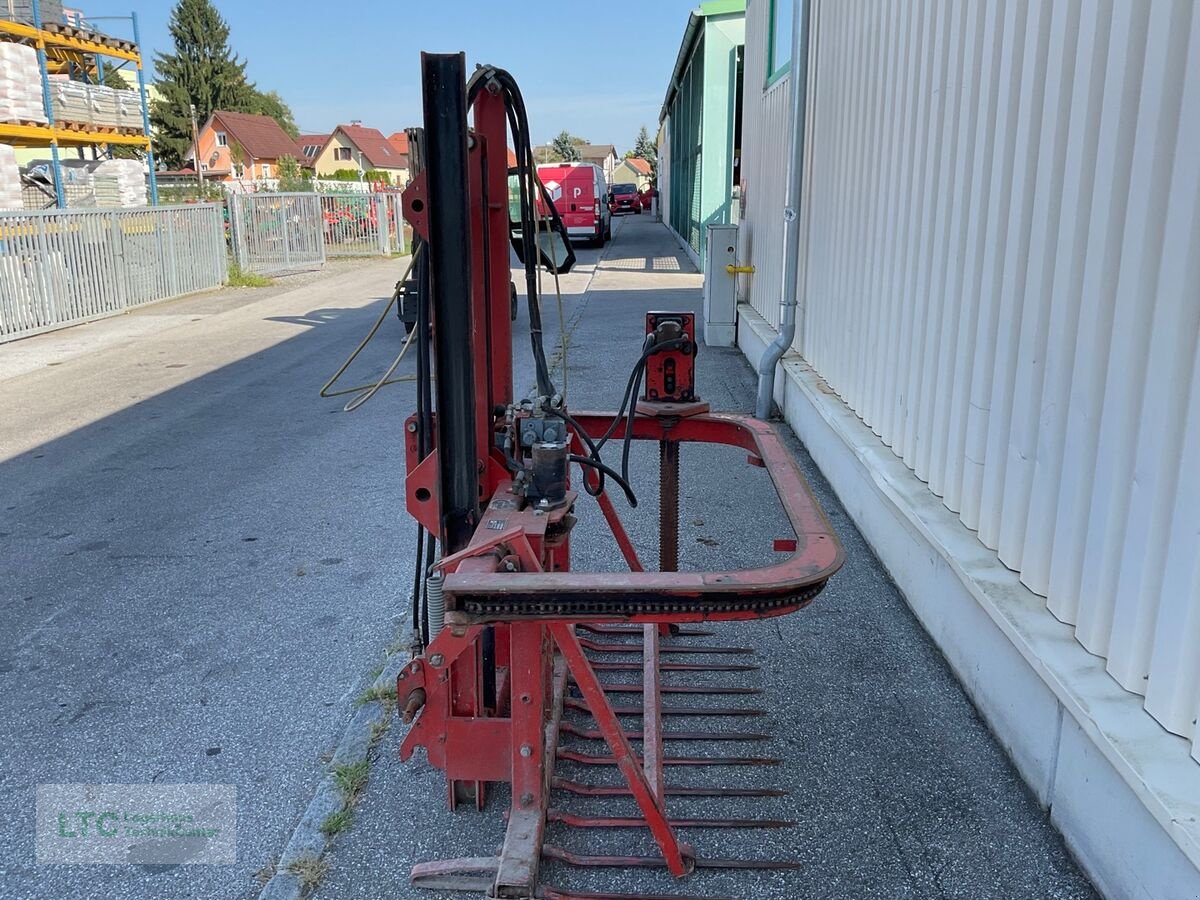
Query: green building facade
[{"left": 659, "top": 0, "right": 745, "bottom": 271}]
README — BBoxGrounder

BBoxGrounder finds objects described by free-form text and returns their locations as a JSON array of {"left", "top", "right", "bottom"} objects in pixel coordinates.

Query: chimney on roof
[{"left": 350, "top": 120, "right": 362, "bottom": 126}]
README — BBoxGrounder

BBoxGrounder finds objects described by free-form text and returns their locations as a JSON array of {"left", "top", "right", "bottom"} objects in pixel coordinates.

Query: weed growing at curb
[
  {"left": 286, "top": 854, "right": 328, "bottom": 890},
  {"left": 354, "top": 682, "right": 397, "bottom": 710},
  {"left": 369, "top": 719, "right": 390, "bottom": 747},
  {"left": 253, "top": 860, "right": 276, "bottom": 885},
  {"left": 320, "top": 808, "right": 353, "bottom": 837},
  {"left": 333, "top": 759, "right": 369, "bottom": 803}
]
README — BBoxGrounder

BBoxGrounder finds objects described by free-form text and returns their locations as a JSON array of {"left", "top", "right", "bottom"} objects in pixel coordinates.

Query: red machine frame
[{"left": 395, "top": 54, "right": 843, "bottom": 899}]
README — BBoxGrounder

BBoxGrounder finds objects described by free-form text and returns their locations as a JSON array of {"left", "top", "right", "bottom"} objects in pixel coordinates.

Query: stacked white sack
[
  {"left": 0, "top": 143, "right": 22, "bottom": 210},
  {"left": 92, "top": 158, "right": 145, "bottom": 207},
  {"left": 47, "top": 78, "right": 91, "bottom": 126},
  {"left": 0, "top": 42, "right": 47, "bottom": 124}
]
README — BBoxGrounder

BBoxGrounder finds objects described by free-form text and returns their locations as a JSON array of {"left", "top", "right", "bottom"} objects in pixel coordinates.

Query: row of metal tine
[{"left": 536, "top": 622, "right": 802, "bottom": 900}]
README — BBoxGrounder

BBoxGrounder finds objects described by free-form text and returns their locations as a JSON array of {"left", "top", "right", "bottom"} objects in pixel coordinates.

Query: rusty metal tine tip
[
  {"left": 563, "top": 698, "right": 767, "bottom": 717},
  {"left": 573, "top": 681, "right": 762, "bottom": 696},
  {"left": 577, "top": 638, "right": 754, "bottom": 655},
  {"left": 547, "top": 810, "right": 795, "bottom": 829},
  {"left": 551, "top": 778, "right": 788, "bottom": 798},
  {"left": 575, "top": 625, "right": 716, "bottom": 638},
  {"left": 587, "top": 661, "right": 759, "bottom": 673},
  {"left": 539, "top": 886, "right": 733, "bottom": 900},
  {"left": 557, "top": 749, "right": 780, "bottom": 766},
  {"left": 543, "top": 846, "right": 803, "bottom": 870},
  {"left": 558, "top": 723, "right": 770, "bottom": 741}
]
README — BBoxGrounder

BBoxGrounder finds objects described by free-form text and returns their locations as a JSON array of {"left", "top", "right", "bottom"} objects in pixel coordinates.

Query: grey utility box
[{"left": 703, "top": 223, "right": 738, "bottom": 346}]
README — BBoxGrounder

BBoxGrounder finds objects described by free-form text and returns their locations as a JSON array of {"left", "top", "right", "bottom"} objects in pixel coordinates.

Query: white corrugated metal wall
[{"left": 740, "top": 0, "right": 1200, "bottom": 762}]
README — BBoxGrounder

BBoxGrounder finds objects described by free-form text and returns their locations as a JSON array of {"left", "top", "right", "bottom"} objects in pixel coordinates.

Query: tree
[
  {"left": 632, "top": 124, "right": 657, "bottom": 182},
  {"left": 248, "top": 89, "right": 298, "bottom": 139},
  {"left": 551, "top": 130, "right": 582, "bottom": 162},
  {"left": 149, "top": 0, "right": 297, "bottom": 168},
  {"left": 100, "top": 62, "right": 133, "bottom": 91},
  {"left": 151, "top": 0, "right": 256, "bottom": 167},
  {"left": 276, "top": 154, "right": 308, "bottom": 191}
]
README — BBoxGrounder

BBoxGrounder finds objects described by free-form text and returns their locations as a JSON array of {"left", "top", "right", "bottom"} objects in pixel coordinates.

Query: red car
[
  {"left": 638, "top": 186, "right": 657, "bottom": 212},
  {"left": 608, "top": 182, "right": 642, "bottom": 215}
]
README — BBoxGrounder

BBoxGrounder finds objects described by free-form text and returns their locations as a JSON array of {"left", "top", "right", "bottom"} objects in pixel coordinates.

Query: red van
[
  {"left": 608, "top": 182, "right": 642, "bottom": 215},
  {"left": 535, "top": 162, "right": 611, "bottom": 246}
]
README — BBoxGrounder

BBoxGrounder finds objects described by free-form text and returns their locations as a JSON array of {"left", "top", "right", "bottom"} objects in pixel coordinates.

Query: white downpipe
[{"left": 756, "top": 0, "right": 813, "bottom": 419}]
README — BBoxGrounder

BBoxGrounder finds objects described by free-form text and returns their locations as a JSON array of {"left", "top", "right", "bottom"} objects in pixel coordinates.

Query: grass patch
[
  {"left": 354, "top": 682, "right": 396, "bottom": 709},
  {"left": 332, "top": 759, "right": 369, "bottom": 803},
  {"left": 368, "top": 662, "right": 384, "bottom": 681},
  {"left": 227, "top": 262, "right": 273, "bottom": 288},
  {"left": 320, "top": 808, "right": 353, "bottom": 837},
  {"left": 369, "top": 719, "right": 390, "bottom": 747},
  {"left": 252, "top": 860, "right": 276, "bottom": 885},
  {"left": 286, "top": 854, "right": 328, "bottom": 891}
]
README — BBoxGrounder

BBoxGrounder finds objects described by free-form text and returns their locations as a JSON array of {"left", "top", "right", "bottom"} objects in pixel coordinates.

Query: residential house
[
  {"left": 187, "top": 110, "right": 306, "bottom": 183},
  {"left": 658, "top": 0, "right": 744, "bottom": 270},
  {"left": 386, "top": 132, "right": 410, "bottom": 169},
  {"left": 734, "top": 2, "right": 1200, "bottom": 898},
  {"left": 576, "top": 143, "right": 618, "bottom": 183},
  {"left": 313, "top": 124, "right": 408, "bottom": 186},
  {"left": 297, "top": 133, "right": 329, "bottom": 166},
  {"left": 612, "top": 156, "right": 652, "bottom": 191}
]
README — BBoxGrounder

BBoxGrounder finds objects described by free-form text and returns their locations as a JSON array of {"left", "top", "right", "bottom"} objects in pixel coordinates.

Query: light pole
[{"left": 189, "top": 103, "right": 204, "bottom": 190}]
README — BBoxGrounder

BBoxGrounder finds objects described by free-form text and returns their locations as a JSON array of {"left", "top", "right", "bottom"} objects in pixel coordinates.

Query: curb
[{"left": 257, "top": 642, "right": 411, "bottom": 900}]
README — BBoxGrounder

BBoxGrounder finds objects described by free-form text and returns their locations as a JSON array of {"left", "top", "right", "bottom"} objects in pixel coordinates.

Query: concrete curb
[{"left": 257, "top": 645, "right": 411, "bottom": 900}]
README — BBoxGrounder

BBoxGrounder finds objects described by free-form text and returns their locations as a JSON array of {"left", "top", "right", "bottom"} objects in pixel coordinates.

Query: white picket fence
[{"left": 0, "top": 204, "right": 225, "bottom": 343}]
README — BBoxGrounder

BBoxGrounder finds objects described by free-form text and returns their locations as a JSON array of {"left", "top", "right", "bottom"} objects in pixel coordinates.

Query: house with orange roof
[
  {"left": 313, "top": 123, "right": 409, "bottom": 185},
  {"left": 185, "top": 110, "right": 309, "bottom": 183}
]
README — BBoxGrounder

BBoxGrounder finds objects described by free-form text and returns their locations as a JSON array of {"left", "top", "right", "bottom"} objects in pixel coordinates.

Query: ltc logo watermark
[{"left": 36, "top": 784, "right": 236, "bottom": 865}]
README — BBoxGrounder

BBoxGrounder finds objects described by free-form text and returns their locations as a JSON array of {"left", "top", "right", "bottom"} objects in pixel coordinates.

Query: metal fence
[
  {"left": 321, "top": 193, "right": 388, "bottom": 257},
  {"left": 229, "top": 192, "right": 325, "bottom": 275},
  {"left": 230, "top": 192, "right": 408, "bottom": 274},
  {"left": 321, "top": 193, "right": 408, "bottom": 257},
  {"left": 0, "top": 204, "right": 225, "bottom": 343}
]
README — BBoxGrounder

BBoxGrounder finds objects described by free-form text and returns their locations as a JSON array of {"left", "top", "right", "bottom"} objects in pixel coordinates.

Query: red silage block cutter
[{"left": 393, "top": 53, "right": 843, "bottom": 899}]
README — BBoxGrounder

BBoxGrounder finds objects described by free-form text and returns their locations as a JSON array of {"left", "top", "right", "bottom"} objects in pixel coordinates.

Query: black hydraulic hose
[
  {"left": 413, "top": 232, "right": 434, "bottom": 650},
  {"left": 411, "top": 519, "right": 424, "bottom": 637},
  {"left": 544, "top": 406, "right": 605, "bottom": 497},
  {"left": 569, "top": 455, "right": 638, "bottom": 508}
]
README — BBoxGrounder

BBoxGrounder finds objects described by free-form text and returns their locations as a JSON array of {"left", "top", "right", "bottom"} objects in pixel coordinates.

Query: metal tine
[
  {"left": 539, "top": 886, "right": 733, "bottom": 900},
  {"left": 558, "top": 722, "right": 769, "bottom": 742},
  {"left": 544, "top": 845, "right": 804, "bottom": 870},
  {"left": 587, "top": 660, "right": 759, "bottom": 673},
  {"left": 409, "top": 856, "right": 498, "bottom": 892},
  {"left": 558, "top": 749, "right": 779, "bottom": 767},
  {"left": 552, "top": 777, "right": 787, "bottom": 798},
  {"left": 571, "top": 682, "right": 762, "bottom": 696},
  {"left": 575, "top": 624, "right": 716, "bottom": 638},
  {"left": 547, "top": 809, "right": 794, "bottom": 829},
  {"left": 563, "top": 698, "right": 766, "bottom": 717},
  {"left": 579, "top": 638, "right": 753, "bottom": 655}
]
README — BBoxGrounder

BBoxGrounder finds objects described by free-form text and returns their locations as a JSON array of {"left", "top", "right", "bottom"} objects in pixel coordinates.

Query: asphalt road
[{"left": 0, "top": 214, "right": 1095, "bottom": 899}]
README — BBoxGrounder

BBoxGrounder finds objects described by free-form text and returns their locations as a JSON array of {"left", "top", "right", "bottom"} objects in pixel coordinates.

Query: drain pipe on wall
[{"left": 755, "top": 0, "right": 813, "bottom": 420}]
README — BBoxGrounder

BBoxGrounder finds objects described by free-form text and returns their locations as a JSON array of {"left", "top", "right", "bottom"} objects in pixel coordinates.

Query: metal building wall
[
  {"left": 736, "top": 19, "right": 791, "bottom": 325},
  {"left": 743, "top": 0, "right": 1200, "bottom": 761}
]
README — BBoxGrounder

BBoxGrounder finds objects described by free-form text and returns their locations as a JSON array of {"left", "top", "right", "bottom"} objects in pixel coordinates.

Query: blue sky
[{"left": 121, "top": 0, "right": 701, "bottom": 150}]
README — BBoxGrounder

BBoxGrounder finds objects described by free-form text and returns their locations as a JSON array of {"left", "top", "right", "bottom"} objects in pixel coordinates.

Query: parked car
[
  {"left": 638, "top": 186, "right": 657, "bottom": 212},
  {"left": 533, "top": 162, "right": 611, "bottom": 246},
  {"left": 608, "top": 182, "right": 642, "bottom": 215}
]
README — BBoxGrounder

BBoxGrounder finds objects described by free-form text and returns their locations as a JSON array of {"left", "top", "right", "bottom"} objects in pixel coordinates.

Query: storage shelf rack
[{"left": 0, "top": 0, "right": 157, "bottom": 206}]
